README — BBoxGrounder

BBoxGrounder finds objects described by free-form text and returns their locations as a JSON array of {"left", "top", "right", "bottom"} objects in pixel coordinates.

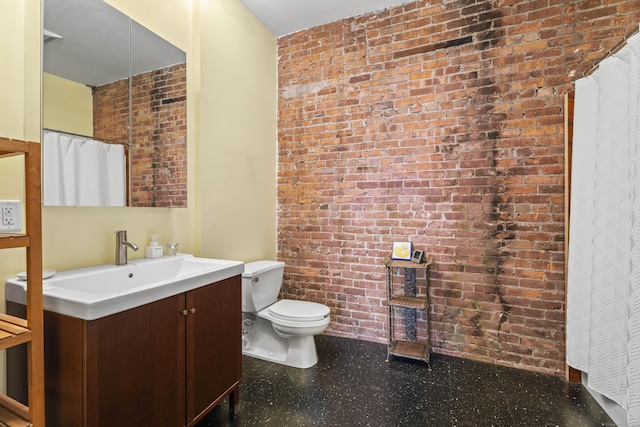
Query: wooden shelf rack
[
  {"left": 384, "top": 256, "right": 432, "bottom": 369},
  {"left": 0, "top": 137, "right": 45, "bottom": 427}
]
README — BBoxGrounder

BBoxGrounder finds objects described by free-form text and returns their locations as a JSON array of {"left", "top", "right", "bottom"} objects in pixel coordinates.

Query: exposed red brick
[
  {"left": 277, "top": 0, "right": 639, "bottom": 376},
  {"left": 94, "top": 63, "right": 187, "bottom": 207}
]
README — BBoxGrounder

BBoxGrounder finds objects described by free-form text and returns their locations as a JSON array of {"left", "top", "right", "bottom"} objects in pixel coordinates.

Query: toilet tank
[{"left": 241, "top": 260, "right": 285, "bottom": 312}]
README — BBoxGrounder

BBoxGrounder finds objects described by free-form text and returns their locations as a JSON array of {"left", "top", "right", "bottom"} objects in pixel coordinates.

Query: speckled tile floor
[{"left": 196, "top": 335, "right": 615, "bottom": 427}]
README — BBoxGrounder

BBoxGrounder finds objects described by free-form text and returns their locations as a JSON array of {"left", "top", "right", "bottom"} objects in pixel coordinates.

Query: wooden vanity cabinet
[
  {"left": 84, "top": 293, "right": 186, "bottom": 426},
  {"left": 8, "top": 275, "right": 241, "bottom": 427},
  {"left": 185, "top": 278, "right": 242, "bottom": 423}
]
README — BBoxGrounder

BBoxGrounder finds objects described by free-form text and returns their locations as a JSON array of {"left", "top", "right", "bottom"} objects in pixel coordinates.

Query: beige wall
[
  {"left": 0, "top": 0, "right": 277, "bottom": 391},
  {"left": 0, "top": 0, "right": 39, "bottom": 395},
  {"left": 197, "top": 0, "right": 278, "bottom": 262},
  {"left": 0, "top": 2, "right": 26, "bottom": 140},
  {"left": 43, "top": 73, "right": 93, "bottom": 135}
]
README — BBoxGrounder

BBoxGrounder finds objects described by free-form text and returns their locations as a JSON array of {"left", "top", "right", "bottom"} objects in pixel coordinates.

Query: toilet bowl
[
  {"left": 241, "top": 261, "right": 330, "bottom": 368},
  {"left": 259, "top": 299, "right": 330, "bottom": 337}
]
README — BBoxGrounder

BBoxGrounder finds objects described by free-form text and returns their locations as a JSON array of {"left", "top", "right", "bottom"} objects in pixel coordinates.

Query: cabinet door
[
  {"left": 185, "top": 276, "right": 242, "bottom": 425},
  {"left": 85, "top": 294, "right": 186, "bottom": 427}
]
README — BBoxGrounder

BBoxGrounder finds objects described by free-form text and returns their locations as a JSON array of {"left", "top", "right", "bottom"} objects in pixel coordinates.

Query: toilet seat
[
  {"left": 268, "top": 299, "right": 330, "bottom": 322},
  {"left": 257, "top": 299, "right": 330, "bottom": 329}
]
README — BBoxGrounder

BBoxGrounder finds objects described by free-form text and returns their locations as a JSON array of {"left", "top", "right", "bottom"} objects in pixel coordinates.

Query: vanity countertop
[{"left": 5, "top": 254, "right": 244, "bottom": 320}]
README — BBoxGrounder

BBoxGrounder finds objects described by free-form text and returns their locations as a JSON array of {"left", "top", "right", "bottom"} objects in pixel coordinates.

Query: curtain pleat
[
  {"left": 568, "top": 27, "right": 640, "bottom": 425},
  {"left": 588, "top": 53, "right": 631, "bottom": 409},
  {"left": 627, "top": 31, "right": 640, "bottom": 427},
  {"left": 42, "top": 131, "right": 126, "bottom": 206},
  {"left": 567, "top": 76, "right": 599, "bottom": 372}
]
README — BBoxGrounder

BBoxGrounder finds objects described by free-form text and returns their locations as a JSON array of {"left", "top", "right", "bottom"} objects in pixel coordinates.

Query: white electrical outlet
[{"left": 0, "top": 200, "right": 21, "bottom": 233}]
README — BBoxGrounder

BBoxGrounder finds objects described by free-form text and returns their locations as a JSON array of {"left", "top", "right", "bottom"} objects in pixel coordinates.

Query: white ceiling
[{"left": 238, "top": 0, "right": 413, "bottom": 37}]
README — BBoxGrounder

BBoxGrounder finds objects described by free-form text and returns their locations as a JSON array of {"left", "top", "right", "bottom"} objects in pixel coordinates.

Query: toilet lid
[{"left": 268, "top": 299, "right": 329, "bottom": 322}]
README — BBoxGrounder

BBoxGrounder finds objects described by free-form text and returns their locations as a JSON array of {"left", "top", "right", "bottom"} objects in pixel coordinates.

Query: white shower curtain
[
  {"left": 567, "top": 28, "right": 640, "bottom": 426},
  {"left": 43, "top": 130, "right": 126, "bottom": 206}
]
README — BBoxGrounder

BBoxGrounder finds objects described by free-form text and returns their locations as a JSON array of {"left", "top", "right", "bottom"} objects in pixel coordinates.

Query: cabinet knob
[
  {"left": 190, "top": 308, "right": 196, "bottom": 314},
  {"left": 182, "top": 309, "right": 188, "bottom": 316}
]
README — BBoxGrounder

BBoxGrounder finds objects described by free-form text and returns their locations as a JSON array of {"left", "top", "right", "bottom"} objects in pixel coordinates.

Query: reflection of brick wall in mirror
[{"left": 93, "top": 62, "right": 187, "bottom": 207}]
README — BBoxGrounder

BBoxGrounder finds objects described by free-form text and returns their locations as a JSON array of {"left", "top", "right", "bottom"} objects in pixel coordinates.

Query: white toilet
[{"left": 241, "top": 260, "right": 330, "bottom": 369}]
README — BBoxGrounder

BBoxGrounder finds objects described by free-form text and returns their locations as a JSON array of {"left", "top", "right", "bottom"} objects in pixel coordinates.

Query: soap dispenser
[{"left": 145, "top": 234, "right": 163, "bottom": 259}]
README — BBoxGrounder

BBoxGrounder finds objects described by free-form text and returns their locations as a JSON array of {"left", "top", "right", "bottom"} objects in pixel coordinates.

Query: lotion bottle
[{"left": 145, "top": 234, "right": 163, "bottom": 258}]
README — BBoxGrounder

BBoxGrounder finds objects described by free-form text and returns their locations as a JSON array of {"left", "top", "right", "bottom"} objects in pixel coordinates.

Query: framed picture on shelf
[{"left": 391, "top": 241, "right": 412, "bottom": 260}]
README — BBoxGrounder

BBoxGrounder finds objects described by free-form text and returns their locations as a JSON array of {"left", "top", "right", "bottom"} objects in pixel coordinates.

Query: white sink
[{"left": 5, "top": 254, "right": 244, "bottom": 320}]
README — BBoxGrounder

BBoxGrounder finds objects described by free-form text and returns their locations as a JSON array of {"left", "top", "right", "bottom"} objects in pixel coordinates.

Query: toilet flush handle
[{"left": 252, "top": 277, "right": 259, "bottom": 285}]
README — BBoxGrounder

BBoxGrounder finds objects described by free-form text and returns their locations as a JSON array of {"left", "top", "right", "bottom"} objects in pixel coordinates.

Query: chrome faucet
[{"left": 115, "top": 230, "right": 139, "bottom": 265}]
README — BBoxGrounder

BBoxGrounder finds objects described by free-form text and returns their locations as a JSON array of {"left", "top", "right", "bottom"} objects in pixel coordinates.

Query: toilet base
[{"left": 242, "top": 314, "right": 320, "bottom": 369}]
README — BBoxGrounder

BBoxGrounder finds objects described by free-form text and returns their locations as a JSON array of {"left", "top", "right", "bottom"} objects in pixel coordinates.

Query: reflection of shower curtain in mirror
[
  {"left": 43, "top": 130, "right": 126, "bottom": 206},
  {"left": 567, "top": 28, "right": 640, "bottom": 426}
]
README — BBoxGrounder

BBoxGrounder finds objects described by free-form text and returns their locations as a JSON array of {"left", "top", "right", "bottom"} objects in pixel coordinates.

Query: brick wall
[
  {"left": 93, "top": 79, "right": 129, "bottom": 144},
  {"left": 131, "top": 63, "right": 187, "bottom": 207},
  {"left": 277, "top": 0, "right": 640, "bottom": 375},
  {"left": 93, "top": 63, "right": 187, "bottom": 207}
]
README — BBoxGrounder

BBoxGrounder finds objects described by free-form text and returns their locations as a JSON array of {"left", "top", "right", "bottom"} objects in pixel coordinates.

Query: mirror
[{"left": 42, "top": 0, "right": 187, "bottom": 207}]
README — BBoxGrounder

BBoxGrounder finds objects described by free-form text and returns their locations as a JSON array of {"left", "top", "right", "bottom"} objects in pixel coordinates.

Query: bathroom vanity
[{"left": 6, "top": 256, "right": 243, "bottom": 427}]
